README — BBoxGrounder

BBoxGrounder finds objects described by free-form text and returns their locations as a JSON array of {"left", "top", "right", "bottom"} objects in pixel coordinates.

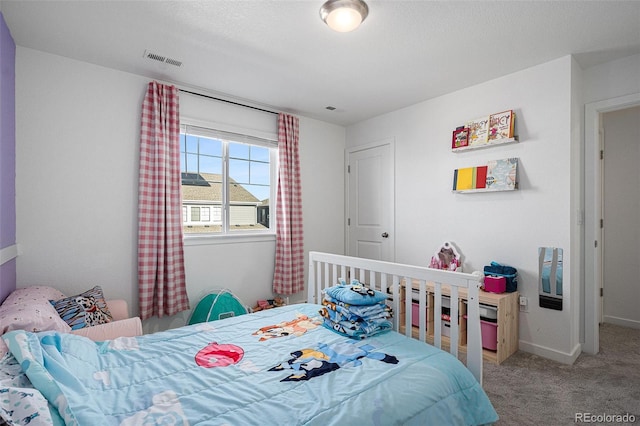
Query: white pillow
[{"left": 0, "top": 286, "right": 72, "bottom": 336}]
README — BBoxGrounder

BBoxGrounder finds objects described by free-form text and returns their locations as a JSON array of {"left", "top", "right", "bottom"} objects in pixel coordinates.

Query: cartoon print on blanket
[
  {"left": 268, "top": 340, "right": 398, "bottom": 382},
  {"left": 252, "top": 314, "right": 322, "bottom": 341},
  {"left": 319, "top": 298, "right": 393, "bottom": 339},
  {"left": 0, "top": 353, "right": 58, "bottom": 426},
  {"left": 195, "top": 342, "right": 244, "bottom": 368},
  {"left": 1, "top": 388, "right": 44, "bottom": 426},
  {"left": 120, "top": 390, "right": 188, "bottom": 426},
  {"left": 106, "top": 336, "right": 140, "bottom": 351}
]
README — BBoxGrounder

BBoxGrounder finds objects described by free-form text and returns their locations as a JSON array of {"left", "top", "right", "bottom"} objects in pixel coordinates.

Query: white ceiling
[{"left": 2, "top": 0, "right": 640, "bottom": 126}]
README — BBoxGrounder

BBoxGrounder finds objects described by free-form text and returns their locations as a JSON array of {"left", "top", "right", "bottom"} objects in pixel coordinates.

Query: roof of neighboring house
[{"left": 181, "top": 173, "right": 260, "bottom": 204}]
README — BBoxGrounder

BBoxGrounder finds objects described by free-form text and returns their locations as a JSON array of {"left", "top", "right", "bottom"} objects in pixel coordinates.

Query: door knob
[{"left": 382, "top": 232, "right": 389, "bottom": 238}]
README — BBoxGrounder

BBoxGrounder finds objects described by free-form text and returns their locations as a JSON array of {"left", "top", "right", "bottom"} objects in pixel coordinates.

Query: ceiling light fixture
[{"left": 319, "top": 0, "right": 369, "bottom": 33}]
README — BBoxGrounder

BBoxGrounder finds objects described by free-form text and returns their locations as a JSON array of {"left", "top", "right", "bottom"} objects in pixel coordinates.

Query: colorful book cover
[
  {"left": 453, "top": 166, "right": 488, "bottom": 191},
  {"left": 488, "top": 110, "right": 515, "bottom": 140},
  {"left": 486, "top": 158, "right": 518, "bottom": 190},
  {"left": 475, "top": 166, "right": 488, "bottom": 189},
  {"left": 466, "top": 116, "right": 489, "bottom": 147},
  {"left": 455, "top": 167, "right": 474, "bottom": 190},
  {"left": 451, "top": 127, "right": 469, "bottom": 149},
  {"left": 453, "top": 161, "right": 515, "bottom": 192}
]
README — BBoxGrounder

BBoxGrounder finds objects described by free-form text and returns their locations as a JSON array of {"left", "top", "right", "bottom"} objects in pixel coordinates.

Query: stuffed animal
[{"left": 429, "top": 241, "right": 461, "bottom": 271}]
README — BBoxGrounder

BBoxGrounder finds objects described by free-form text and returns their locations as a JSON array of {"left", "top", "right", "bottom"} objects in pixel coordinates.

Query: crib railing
[{"left": 307, "top": 251, "right": 484, "bottom": 384}]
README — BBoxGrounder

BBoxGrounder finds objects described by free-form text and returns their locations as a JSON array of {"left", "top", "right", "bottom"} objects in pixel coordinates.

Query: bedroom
[{"left": 0, "top": 1, "right": 639, "bottom": 423}]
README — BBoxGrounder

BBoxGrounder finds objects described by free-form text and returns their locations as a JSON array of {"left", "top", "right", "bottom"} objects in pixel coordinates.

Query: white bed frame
[{"left": 307, "top": 251, "right": 485, "bottom": 384}]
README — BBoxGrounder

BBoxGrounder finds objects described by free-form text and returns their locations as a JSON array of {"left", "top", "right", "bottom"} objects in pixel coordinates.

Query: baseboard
[
  {"left": 603, "top": 315, "right": 640, "bottom": 330},
  {"left": 0, "top": 244, "right": 18, "bottom": 266},
  {"left": 518, "top": 340, "right": 582, "bottom": 365}
]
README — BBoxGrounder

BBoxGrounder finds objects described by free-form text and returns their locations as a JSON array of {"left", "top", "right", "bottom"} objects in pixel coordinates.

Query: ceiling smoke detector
[{"left": 143, "top": 50, "right": 182, "bottom": 67}]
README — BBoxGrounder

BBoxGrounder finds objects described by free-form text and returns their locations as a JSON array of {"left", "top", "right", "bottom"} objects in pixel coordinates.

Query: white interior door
[{"left": 346, "top": 140, "right": 394, "bottom": 261}]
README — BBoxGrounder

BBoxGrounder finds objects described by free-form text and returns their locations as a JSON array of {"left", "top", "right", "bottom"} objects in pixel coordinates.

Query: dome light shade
[{"left": 320, "top": 0, "right": 369, "bottom": 33}]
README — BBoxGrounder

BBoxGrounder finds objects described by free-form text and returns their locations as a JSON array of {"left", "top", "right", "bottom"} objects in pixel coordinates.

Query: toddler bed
[{"left": 0, "top": 251, "right": 497, "bottom": 425}]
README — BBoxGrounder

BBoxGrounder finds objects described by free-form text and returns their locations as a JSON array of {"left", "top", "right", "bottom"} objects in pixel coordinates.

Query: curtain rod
[{"left": 178, "top": 89, "right": 278, "bottom": 116}]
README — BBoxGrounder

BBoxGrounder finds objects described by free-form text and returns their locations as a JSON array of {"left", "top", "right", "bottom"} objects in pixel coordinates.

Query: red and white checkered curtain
[
  {"left": 273, "top": 113, "right": 304, "bottom": 295},
  {"left": 137, "top": 81, "right": 190, "bottom": 320}
]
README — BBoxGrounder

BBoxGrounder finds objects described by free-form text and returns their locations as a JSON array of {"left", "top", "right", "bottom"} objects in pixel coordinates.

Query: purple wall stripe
[{"left": 0, "top": 11, "right": 17, "bottom": 303}]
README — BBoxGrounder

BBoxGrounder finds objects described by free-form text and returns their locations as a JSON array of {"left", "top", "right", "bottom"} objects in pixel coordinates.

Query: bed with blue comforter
[{"left": 1, "top": 303, "right": 498, "bottom": 425}]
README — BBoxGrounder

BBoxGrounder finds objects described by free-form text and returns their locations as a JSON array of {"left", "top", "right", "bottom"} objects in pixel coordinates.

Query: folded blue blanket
[
  {"left": 322, "top": 317, "right": 393, "bottom": 339},
  {"left": 320, "top": 299, "right": 392, "bottom": 339},
  {"left": 322, "top": 296, "right": 391, "bottom": 323},
  {"left": 324, "top": 279, "right": 388, "bottom": 306}
]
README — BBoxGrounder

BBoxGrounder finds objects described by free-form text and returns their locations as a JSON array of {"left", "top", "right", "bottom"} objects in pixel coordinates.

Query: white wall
[
  {"left": 583, "top": 53, "right": 640, "bottom": 105},
  {"left": 346, "top": 56, "right": 579, "bottom": 362},
  {"left": 15, "top": 47, "right": 345, "bottom": 333}
]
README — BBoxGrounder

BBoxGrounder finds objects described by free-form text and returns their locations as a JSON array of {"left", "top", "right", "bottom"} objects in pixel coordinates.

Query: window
[
  {"left": 191, "top": 206, "right": 201, "bottom": 222},
  {"left": 180, "top": 124, "right": 276, "bottom": 236}
]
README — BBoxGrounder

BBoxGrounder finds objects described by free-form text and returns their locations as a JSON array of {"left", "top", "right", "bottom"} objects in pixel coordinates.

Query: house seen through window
[{"left": 180, "top": 124, "right": 275, "bottom": 235}]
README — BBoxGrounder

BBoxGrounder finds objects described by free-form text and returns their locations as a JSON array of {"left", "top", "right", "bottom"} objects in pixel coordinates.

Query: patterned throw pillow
[{"left": 50, "top": 286, "right": 113, "bottom": 330}]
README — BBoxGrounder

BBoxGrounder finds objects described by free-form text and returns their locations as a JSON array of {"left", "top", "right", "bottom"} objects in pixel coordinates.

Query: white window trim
[
  {"left": 180, "top": 117, "right": 278, "bottom": 245},
  {"left": 184, "top": 232, "right": 276, "bottom": 246}
]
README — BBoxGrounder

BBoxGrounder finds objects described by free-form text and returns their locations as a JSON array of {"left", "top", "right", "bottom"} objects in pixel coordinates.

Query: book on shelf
[
  {"left": 451, "top": 126, "right": 469, "bottom": 149},
  {"left": 453, "top": 158, "right": 518, "bottom": 192},
  {"left": 453, "top": 165, "right": 488, "bottom": 191},
  {"left": 488, "top": 110, "right": 515, "bottom": 141},
  {"left": 486, "top": 158, "right": 518, "bottom": 191},
  {"left": 466, "top": 116, "right": 490, "bottom": 147}
]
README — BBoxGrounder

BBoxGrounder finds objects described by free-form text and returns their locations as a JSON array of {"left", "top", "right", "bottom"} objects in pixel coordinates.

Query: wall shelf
[
  {"left": 452, "top": 137, "right": 518, "bottom": 153},
  {"left": 452, "top": 158, "right": 519, "bottom": 193},
  {"left": 453, "top": 182, "right": 519, "bottom": 194}
]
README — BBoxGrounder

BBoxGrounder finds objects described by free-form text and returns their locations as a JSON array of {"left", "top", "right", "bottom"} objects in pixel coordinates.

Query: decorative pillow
[
  {"left": 0, "top": 286, "right": 72, "bottom": 336},
  {"left": 50, "top": 286, "right": 113, "bottom": 330}
]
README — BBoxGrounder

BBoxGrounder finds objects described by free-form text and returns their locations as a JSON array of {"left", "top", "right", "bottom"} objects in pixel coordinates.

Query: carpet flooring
[{"left": 482, "top": 323, "right": 640, "bottom": 425}]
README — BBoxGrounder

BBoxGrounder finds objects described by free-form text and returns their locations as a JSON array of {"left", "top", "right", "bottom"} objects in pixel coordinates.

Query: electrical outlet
[{"left": 519, "top": 296, "right": 529, "bottom": 313}]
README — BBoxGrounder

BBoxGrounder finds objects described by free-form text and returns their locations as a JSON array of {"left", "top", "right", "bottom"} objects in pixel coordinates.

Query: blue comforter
[{"left": 2, "top": 304, "right": 498, "bottom": 425}]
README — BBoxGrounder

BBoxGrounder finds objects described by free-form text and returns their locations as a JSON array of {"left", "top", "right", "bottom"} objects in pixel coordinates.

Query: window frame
[{"left": 180, "top": 119, "right": 278, "bottom": 245}]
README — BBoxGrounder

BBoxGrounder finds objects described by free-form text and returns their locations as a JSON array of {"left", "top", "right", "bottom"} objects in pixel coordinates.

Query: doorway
[
  {"left": 346, "top": 139, "right": 395, "bottom": 261},
  {"left": 584, "top": 93, "right": 640, "bottom": 354},
  {"left": 601, "top": 106, "right": 640, "bottom": 328}
]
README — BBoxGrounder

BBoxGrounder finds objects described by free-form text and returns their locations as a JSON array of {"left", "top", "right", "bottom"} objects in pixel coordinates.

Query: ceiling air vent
[{"left": 143, "top": 50, "right": 182, "bottom": 68}]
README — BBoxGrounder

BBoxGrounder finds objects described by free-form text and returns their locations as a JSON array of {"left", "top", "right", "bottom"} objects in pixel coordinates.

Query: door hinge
[
  {"left": 347, "top": 218, "right": 351, "bottom": 226},
  {"left": 600, "top": 150, "right": 604, "bottom": 160},
  {"left": 600, "top": 219, "right": 604, "bottom": 228},
  {"left": 347, "top": 165, "right": 351, "bottom": 173},
  {"left": 600, "top": 288, "right": 603, "bottom": 297},
  {"left": 595, "top": 240, "right": 598, "bottom": 248}
]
